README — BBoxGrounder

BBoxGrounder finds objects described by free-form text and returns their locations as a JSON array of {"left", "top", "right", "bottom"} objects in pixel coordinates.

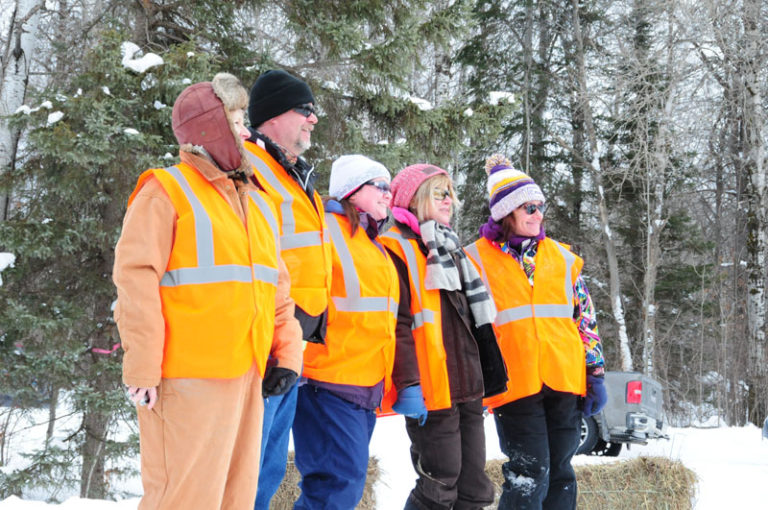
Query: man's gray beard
[{"left": 296, "top": 137, "right": 311, "bottom": 155}]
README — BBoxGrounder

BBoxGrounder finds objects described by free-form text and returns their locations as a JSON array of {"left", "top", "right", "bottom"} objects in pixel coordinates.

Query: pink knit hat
[{"left": 390, "top": 164, "right": 449, "bottom": 209}]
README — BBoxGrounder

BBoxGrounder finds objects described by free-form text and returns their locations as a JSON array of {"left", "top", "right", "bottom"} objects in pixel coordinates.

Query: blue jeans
[
  {"left": 293, "top": 385, "right": 376, "bottom": 510},
  {"left": 254, "top": 382, "right": 299, "bottom": 510}
]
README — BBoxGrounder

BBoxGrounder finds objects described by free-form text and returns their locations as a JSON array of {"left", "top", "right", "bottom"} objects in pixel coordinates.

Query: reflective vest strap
[
  {"left": 332, "top": 296, "right": 398, "bottom": 314},
  {"left": 327, "top": 213, "right": 361, "bottom": 299},
  {"left": 496, "top": 305, "right": 533, "bottom": 324},
  {"left": 552, "top": 242, "right": 576, "bottom": 306},
  {"left": 412, "top": 309, "right": 435, "bottom": 328},
  {"left": 247, "top": 191, "right": 279, "bottom": 245},
  {"left": 161, "top": 265, "right": 253, "bottom": 287},
  {"left": 246, "top": 151, "right": 297, "bottom": 235},
  {"left": 252, "top": 264, "right": 279, "bottom": 286},
  {"left": 163, "top": 166, "right": 215, "bottom": 266},
  {"left": 382, "top": 231, "right": 437, "bottom": 327},
  {"left": 467, "top": 241, "right": 528, "bottom": 326},
  {"left": 282, "top": 231, "right": 323, "bottom": 250},
  {"left": 327, "top": 214, "right": 395, "bottom": 314},
  {"left": 464, "top": 243, "right": 494, "bottom": 301}
]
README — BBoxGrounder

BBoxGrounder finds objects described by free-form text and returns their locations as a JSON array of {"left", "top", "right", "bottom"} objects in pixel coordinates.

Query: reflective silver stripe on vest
[
  {"left": 165, "top": 166, "right": 214, "bottom": 266},
  {"left": 466, "top": 240, "right": 575, "bottom": 325},
  {"left": 247, "top": 151, "right": 325, "bottom": 250},
  {"left": 326, "top": 214, "right": 398, "bottom": 315},
  {"left": 553, "top": 241, "right": 576, "bottom": 306},
  {"left": 382, "top": 230, "right": 435, "bottom": 328},
  {"left": 159, "top": 167, "right": 271, "bottom": 288},
  {"left": 162, "top": 264, "right": 253, "bottom": 286},
  {"left": 252, "top": 264, "right": 279, "bottom": 286},
  {"left": 247, "top": 191, "right": 280, "bottom": 286},
  {"left": 247, "top": 191, "right": 279, "bottom": 245}
]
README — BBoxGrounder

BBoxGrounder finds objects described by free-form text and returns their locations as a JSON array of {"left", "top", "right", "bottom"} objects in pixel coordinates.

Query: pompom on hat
[
  {"left": 329, "top": 155, "right": 390, "bottom": 200},
  {"left": 485, "top": 154, "right": 545, "bottom": 221},
  {"left": 390, "top": 164, "right": 449, "bottom": 209}
]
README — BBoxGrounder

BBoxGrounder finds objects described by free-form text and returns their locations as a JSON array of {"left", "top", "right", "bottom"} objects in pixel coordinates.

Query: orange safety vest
[
  {"left": 244, "top": 140, "right": 332, "bottom": 317},
  {"left": 128, "top": 164, "right": 279, "bottom": 379},
  {"left": 465, "top": 237, "right": 586, "bottom": 408},
  {"left": 379, "top": 227, "right": 452, "bottom": 411},
  {"left": 303, "top": 213, "right": 399, "bottom": 388}
]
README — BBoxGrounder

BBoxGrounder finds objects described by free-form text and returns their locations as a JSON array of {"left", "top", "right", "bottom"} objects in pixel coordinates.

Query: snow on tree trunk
[
  {"left": 570, "top": 0, "right": 633, "bottom": 371},
  {"left": 0, "top": 0, "right": 42, "bottom": 220}
]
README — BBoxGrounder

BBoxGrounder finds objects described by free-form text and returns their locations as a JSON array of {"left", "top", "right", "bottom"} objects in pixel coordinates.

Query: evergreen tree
[{"left": 0, "top": 32, "right": 216, "bottom": 500}]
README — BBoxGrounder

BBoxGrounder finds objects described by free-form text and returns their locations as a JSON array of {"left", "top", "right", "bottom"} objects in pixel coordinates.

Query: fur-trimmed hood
[{"left": 171, "top": 73, "right": 252, "bottom": 177}]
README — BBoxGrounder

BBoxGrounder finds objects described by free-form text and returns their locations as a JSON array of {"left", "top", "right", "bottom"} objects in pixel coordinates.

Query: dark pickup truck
[{"left": 576, "top": 371, "right": 667, "bottom": 456}]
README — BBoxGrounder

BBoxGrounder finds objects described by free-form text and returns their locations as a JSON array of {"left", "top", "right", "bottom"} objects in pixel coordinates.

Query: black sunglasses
[
  {"left": 365, "top": 180, "right": 391, "bottom": 194},
  {"left": 521, "top": 203, "right": 547, "bottom": 215},
  {"left": 292, "top": 103, "right": 317, "bottom": 118}
]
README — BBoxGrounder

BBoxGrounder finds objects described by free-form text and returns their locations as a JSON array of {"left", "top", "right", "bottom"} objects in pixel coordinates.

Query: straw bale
[
  {"left": 270, "top": 452, "right": 380, "bottom": 509},
  {"left": 485, "top": 456, "right": 697, "bottom": 510}
]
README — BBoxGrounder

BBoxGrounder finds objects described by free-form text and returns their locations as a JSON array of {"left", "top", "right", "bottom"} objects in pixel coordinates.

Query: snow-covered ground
[{"left": 1, "top": 412, "right": 767, "bottom": 509}]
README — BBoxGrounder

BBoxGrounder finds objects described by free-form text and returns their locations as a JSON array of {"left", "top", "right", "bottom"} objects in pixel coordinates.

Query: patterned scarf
[{"left": 420, "top": 220, "right": 496, "bottom": 326}]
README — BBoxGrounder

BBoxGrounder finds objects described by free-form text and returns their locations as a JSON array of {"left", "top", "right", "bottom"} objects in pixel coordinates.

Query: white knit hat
[{"left": 329, "top": 155, "right": 390, "bottom": 199}]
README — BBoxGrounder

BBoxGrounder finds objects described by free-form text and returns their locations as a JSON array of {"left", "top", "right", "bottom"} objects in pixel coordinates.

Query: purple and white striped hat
[{"left": 485, "top": 154, "right": 545, "bottom": 221}]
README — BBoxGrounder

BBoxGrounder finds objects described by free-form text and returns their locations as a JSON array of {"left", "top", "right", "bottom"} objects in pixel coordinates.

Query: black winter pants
[
  {"left": 404, "top": 398, "right": 495, "bottom": 510},
  {"left": 493, "top": 387, "right": 581, "bottom": 510}
]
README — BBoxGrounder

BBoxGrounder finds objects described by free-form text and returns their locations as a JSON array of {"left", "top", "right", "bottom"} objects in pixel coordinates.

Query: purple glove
[
  {"left": 393, "top": 385, "right": 428, "bottom": 426},
  {"left": 583, "top": 374, "right": 607, "bottom": 416}
]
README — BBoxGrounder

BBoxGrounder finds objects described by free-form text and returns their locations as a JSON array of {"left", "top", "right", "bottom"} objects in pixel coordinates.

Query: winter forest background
[{"left": 0, "top": 0, "right": 767, "bottom": 502}]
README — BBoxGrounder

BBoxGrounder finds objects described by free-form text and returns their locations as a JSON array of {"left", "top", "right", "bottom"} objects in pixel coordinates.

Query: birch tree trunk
[
  {"left": 0, "top": 0, "right": 42, "bottom": 220},
  {"left": 741, "top": 0, "right": 767, "bottom": 422},
  {"left": 570, "top": 0, "right": 633, "bottom": 371},
  {"left": 639, "top": 2, "right": 680, "bottom": 377}
]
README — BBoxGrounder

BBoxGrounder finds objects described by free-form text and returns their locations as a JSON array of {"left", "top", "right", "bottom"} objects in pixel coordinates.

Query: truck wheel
[
  {"left": 576, "top": 415, "right": 598, "bottom": 455},
  {"left": 592, "top": 439, "right": 622, "bottom": 457},
  {"left": 604, "top": 442, "right": 622, "bottom": 456}
]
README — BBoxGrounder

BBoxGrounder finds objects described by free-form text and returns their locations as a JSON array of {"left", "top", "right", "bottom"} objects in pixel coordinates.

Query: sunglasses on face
[
  {"left": 521, "top": 203, "right": 547, "bottom": 215},
  {"left": 292, "top": 103, "right": 317, "bottom": 118},
  {"left": 365, "top": 180, "right": 391, "bottom": 194},
  {"left": 432, "top": 188, "right": 453, "bottom": 201}
]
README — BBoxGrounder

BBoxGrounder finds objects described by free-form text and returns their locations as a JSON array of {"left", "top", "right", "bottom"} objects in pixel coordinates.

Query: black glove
[{"left": 262, "top": 367, "right": 298, "bottom": 397}]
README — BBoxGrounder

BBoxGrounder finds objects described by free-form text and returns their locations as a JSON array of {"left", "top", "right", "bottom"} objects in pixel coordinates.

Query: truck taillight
[{"left": 626, "top": 381, "right": 642, "bottom": 404}]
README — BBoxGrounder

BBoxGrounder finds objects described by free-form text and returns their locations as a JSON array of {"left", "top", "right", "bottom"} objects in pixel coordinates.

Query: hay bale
[
  {"left": 485, "top": 457, "right": 697, "bottom": 510},
  {"left": 270, "top": 452, "right": 380, "bottom": 510}
]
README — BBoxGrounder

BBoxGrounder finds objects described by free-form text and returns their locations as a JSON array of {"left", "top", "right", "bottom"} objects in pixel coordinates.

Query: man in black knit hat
[{"left": 244, "top": 70, "right": 332, "bottom": 510}]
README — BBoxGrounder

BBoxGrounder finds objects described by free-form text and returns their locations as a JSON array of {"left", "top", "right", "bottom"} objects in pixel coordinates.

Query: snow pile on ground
[{"left": 1, "top": 411, "right": 767, "bottom": 509}]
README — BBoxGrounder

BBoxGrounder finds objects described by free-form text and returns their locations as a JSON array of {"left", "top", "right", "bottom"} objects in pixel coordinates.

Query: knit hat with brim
[
  {"left": 390, "top": 164, "right": 449, "bottom": 209},
  {"left": 248, "top": 70, "right": 315, "bottom": 128},
  {"left": 172, "top": 73, "right": 251, "bottom": 175},
  {"left": 329, "top": 155, "right": 390, "bottom": 199},
  {"left": 485, "top": 154, "right": 545, "bottom": 221}
]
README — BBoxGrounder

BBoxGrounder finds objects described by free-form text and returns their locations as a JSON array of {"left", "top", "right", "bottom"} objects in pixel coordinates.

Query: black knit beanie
[{"left": 248, "top": 70, "right": 315, "bottom": 128}]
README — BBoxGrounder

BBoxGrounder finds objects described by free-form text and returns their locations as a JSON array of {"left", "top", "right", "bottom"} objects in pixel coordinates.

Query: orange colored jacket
[
  {"left": 114, "top": 152, "right": 302, "bottom": 387},
  {"left": 380, "top": 227, "right": 452, "bottom": 411},
  {"left": 303, "top": 213, "right": 399, "bottom": 388},
  {"left": 243, "top": 140, "right": 332, "bottom": 317},
  {"left": 465, "top": 237, "right": 586, "bottom": 408}
]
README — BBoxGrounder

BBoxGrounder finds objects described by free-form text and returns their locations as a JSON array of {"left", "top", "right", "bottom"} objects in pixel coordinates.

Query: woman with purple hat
[
  {"left": 464, "top": 154, "right": 607, "bottom": 510},
  {"left": 380, "top": 164, "right": 507, "bottom": 510}
]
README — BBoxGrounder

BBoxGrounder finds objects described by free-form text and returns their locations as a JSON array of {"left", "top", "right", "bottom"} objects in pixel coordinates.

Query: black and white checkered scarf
[{"left": 420, "top": 220, "right": 496, "bottom": 326}]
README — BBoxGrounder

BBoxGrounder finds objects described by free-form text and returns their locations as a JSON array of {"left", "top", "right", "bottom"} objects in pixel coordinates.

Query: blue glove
[
  {"left": 583, "top": 374, "right": 607, "bottom": 417},
  {"left": 393, "top": 385, "right": 428, "bottom": 426}
]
